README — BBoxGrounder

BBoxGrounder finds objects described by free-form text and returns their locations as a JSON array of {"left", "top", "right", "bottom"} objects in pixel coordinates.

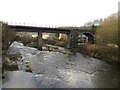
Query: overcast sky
[{"left": 0, "top": 0, "right": 119, "bottom": 27}]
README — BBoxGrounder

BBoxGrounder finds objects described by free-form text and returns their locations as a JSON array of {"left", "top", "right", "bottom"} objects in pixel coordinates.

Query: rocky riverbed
[{"left": 2, "top": 41, "right": 120, "bottom": 88}]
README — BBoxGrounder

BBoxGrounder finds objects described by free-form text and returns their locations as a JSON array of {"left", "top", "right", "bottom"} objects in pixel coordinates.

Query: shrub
[
  {"left": 79, "top": 44, "right": 97, "bottom": 56},
  {"left": 79, "top": 44, "right": 118, "bottom": 64},
  {"left": 55, "top": 41, "right": 66, "bottom": 47},
  {"left": 17, "top": 35, "right": 32, "bottom": 45},
  {"left": 95, "top": 45, "right": 118, "bottom": 63},
  {"left": 96, "top": 13, "right": 118, "bottom": 45},
  {"left": 2, "top": 24, "right": 16, "bottom": 51}
]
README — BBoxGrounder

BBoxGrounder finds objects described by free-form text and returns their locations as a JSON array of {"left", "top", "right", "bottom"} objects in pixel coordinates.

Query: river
[{"left": 2, "top": 41, "right": 119, "bottom": 88}]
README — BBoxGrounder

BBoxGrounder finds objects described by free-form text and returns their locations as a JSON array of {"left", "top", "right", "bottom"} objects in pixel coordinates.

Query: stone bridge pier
[
  {"left": 37, "top": 32, "right": 43, "bottom": 50},
  {"left": 69, "top": 30, "right": 96, "bottom": 52},
  {"left": 69, "top": 30, "right": 79, "bottom": 52}
]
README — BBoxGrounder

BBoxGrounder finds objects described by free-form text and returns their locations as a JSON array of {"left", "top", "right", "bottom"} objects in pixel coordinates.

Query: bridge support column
[
  {"left": 67, "top": 33, "right": 71, "bottom": 49},
  {"left": 70, "top": 30, "right": 79, "bottom": 52},
  {"left": 80, "top": 33, "right": 82, "bottom": 43},
  {"left": 38, "top": 32, "right": 42, "bottom": 50}
]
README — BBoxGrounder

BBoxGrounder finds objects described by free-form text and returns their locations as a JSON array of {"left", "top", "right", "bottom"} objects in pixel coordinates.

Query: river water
[{"left": 2, "top": 42, "right": 119, "bottom": 88}]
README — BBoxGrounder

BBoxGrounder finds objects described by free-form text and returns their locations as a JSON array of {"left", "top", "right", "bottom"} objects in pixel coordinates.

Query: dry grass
[{"left": 79, "top": 44, "right": 119, "bottom": 64}]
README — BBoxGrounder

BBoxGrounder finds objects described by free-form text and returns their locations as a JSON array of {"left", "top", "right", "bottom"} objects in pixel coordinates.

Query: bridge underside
[{"left": 83, "top": 33, "right": 95, "bottom": 44}]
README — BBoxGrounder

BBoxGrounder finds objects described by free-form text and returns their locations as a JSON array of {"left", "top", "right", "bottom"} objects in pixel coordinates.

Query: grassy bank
[{"left": 78, "top": 44, "right": 119, "bottom": 65}]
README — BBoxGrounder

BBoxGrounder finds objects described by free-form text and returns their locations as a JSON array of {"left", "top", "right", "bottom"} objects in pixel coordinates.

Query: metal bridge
[{"left": 1, "top": 22, "right": 96, "bottom": 50}]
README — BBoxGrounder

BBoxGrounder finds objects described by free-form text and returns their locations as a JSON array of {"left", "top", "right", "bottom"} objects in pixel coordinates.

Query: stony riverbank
[{"left": 2, "top": 41, "right": 120, "bottom": 88}]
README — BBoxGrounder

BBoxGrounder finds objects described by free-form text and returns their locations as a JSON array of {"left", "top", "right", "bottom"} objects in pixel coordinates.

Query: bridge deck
[
  {"left": 8, "top": 25, "right": 95, "bottom": 34},
  {"left": 8, "top": 25, "right": 71, "bottom": 34}
]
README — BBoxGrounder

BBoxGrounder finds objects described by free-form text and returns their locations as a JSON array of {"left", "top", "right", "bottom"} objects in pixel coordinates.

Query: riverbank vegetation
[
  {"left": 2, "top": 24, "right": 16, "bottom": 51},
  {"left": 96, "top": 13, "right": 118, "bottom": 64},
  {"left": 2, "top": 24, "right": 22, "bottom": 73},
  {"left": 79, "top": 13, "right": 119, "bottom": 64}
]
